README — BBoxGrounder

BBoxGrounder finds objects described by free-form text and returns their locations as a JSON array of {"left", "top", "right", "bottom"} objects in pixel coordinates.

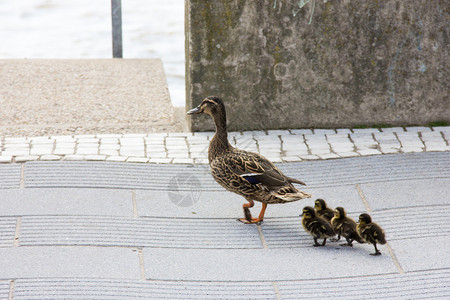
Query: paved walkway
[
  {"left": 0, "top": 128, "right": 449, "bottom": 299},
  {"left": 1, "top": 126, "right": 449, "bottom": 164}
]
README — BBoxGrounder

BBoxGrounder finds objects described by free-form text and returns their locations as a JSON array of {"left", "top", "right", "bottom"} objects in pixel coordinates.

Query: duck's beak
[{"left": 187, "top": 106, "right": 202, "bottom": 115}]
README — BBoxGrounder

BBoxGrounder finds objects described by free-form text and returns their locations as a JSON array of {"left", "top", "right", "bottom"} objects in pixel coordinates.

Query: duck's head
[
  {"left": 314, "top": 198, "right": 327, "bottom": 211},
  {"left": 187, "top": 96, "right": 225, "bottom": 117},
  {"left": 334, "top": 207, "right": 346, "bottom": 219},
  {"left": 358, "top": 213, "right": 372, "bottom": 225},
  {"left": 301, "top": 206, "right": 316, "bottom": 219}
]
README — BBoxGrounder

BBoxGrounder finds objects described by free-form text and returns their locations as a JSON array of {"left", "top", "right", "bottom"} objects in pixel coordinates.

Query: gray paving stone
[
  {"left": 0, "top": 217, "right": 16, "bottom": 247},
  {"left": 352, "top": 128, "right": 380, "bottom": 133},
  {"left": 278, "top": 152, "right": 450, "bottom": 188},
  {"left": 21, "top": 153, "right": 450, "bottom": 191},
  {"left": 317, "top": 153, "right": 341, "bottom": 159},
  {"left": 13, "top": 278, "right": 277, "bottom": 300},
  {"left": 299, "top": 154, "right": 320, "bottom": 160},
  {"left": 23, "top": 161, "right": 215, "bottom": 190},
  {"left": 105, "top": 156, "right": 128, "bottom": 162},
  {"left": 18, "top": 216, "right": 261, "bottom": 249},
  {"left": 0, "top": 247, "right": 141, "bottom": 279},
  {"left": 136, "top": 189, "right": 316, "bottom": 219},
  {"left": 301, "top": 185, "right": 367, "bottom": 212},
  {"left": 0, "top": 281, "right": 9, "bottom": 300},
  {"left": 336, "top": 151, "right": 360, "bottom": 157},
  {"left": 405, "top": 126, "right": 432, "bottom": 132},
  {"left": 389, "top": 237, "right": 450, "bottom": 272},
  {"left": 0, "top": 188, "right": 133, "bottom": 216},
  {"left": 313, "top": 129, "right": 336, "bottom": 134},
  {"left": 372, "top": 205, "right": 450, "bottom": 241},
  {"left": 0, "top": 164, "right": 21, "bottom": 188},
  {"left": 359, "top": 178, "right": 450, "bottom": 210},
  {"left": 15, "top": 155, "right": 40, "bottom": 163},
  {"left": 0, "top": 156, "right": 13, "bottom": 163},
  {"left": 281, "top": 156, "right": 302, "bottom": 162},
  {"left": 277, "top": 269, "right": 450, "bottom": 299},
  {"left": 380, "top": 127, "right": 405, "bottom": 133},
  {"left": 290, "top": 129, "right": 313, "bottom": 135},
  {"left": 400, "top": 147, "right": 424, "bottom": 153},
  {"left": 142, "top": 247, "right": 397, "bottom": 281},
  {"left": 40, "top": 155, "right": 62, "bottom": 161}
]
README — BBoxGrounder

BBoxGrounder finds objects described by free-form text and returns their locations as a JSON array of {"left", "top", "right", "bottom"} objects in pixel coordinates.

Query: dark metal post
[{"left": 111, "top": 0, "right": 123, "bottom": 58}]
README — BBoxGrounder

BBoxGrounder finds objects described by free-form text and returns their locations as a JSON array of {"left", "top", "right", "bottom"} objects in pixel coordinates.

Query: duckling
[
  {"left": 187, "top": 96, "right": 311, "bottom": 224},
  {"left": 357, "top": 213, "right": 386, "bottom": 255},
  {"left": 301, "top": 206, "right": 335, "bottom": 247},
  {"left": 330, "top": 207, "right": 363, "bottom": 247},
  {"left": 314, "top": 198, "right": 334, "bottom": 221}
]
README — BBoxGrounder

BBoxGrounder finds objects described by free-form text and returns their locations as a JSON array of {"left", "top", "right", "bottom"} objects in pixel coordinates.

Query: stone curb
[{"left": 1, "top": 127, "right": 449, "bottom": 164}]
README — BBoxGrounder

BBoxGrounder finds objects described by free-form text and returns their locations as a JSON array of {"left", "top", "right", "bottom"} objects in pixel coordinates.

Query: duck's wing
[{"left": 228, "top": 150, "right": 303, "bottom": 189}]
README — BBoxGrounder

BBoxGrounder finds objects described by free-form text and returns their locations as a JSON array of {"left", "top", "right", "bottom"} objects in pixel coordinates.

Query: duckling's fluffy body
[
  {"left": 187, "top": 96, "right": 311, "bottom": 223},
  {"left": 301, "top": 206, "right": 335, "bottom": 246},
  {"left": 314, "top": 199, "right": 334, "bottom": 221},
  {"left": 331, "top": 207, "right": 363, "bottom": 247},
  {"left": 357, "top": 213, "right": 386, "bottom": 255}
]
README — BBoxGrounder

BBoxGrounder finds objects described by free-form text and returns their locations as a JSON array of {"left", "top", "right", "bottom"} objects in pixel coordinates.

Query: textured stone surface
[
  {"left": 21, "top": 152, "right": 450, "bottom": 190},
  {"left": 0, "top": 164, "right": 21, "bottom": 188},
  {"left": 3, "top": 126, "right": 449, "bottom": 163},
  {"left": 0, "top": 247, "right": 141, "bottom": 279},
  {"left": 0, "top": 59, "right": 182, "bottom": 137},
  {"left": 0, "top": 188, "right": 134, "bottom": 216},
  {"left": 142, "top": 248, "right": 397, "bottom": 281},
  {"left": 186, "top": 0, "right": 449, "bottom": 130},
  {"left": 276, "top": 269, "right": 450, "bottom": 299},
  {"left": 0, "top": 152, "right": 449, "bottom": 298},
  {"left": 12, "top": 278, "right": 277, "bottom": 299}
]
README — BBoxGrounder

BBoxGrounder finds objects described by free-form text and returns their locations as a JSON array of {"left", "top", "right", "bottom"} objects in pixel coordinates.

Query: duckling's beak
[{"left": 187, "top": 106, "right": 202, "bottom": 115}]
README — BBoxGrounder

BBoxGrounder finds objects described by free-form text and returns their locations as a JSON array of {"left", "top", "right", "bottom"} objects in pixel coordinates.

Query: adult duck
[{"left": 187, "top": 96, "right": 311, "bottom": 223}]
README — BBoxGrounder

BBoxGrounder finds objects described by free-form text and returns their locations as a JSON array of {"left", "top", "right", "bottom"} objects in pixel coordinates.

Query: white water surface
[{"left": 0, "top": 0, "right": 185, "bottom": 106}]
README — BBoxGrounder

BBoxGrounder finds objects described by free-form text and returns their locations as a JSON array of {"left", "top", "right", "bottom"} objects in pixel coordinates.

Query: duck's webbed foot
[
  {"left": 313, "top": 237, "right": 322, "bottom": 247},
  {"left": 238, "top": 217, "right": 263, "bottom": 224},
  {"left": 238, "top": 201, "right": 266, "bottom": 224},
  {"left": 370, "top": 244, "right": 382, "bottom": 255}
]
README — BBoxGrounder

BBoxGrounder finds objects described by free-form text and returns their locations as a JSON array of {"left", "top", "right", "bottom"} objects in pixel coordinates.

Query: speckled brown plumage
[
  {"left": 187, "top": 96, "right": 311, "bottom": 223},
  {"left": 314, "top": 199, "right": 334, "bottom": 221},
  {"left": 301, "top": 206, "right": 335, "bottom": 246},
  {"left": 357, "top": 213, "right": 386, "bottom": 255},
  {"left": 331, "top": 207, "right": 363, "bottom": 247}
]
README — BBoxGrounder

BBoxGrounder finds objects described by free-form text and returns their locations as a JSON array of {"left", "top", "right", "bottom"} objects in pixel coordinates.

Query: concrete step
[{"left": 0, "top": 59, "right": 185, "bottom": 137}]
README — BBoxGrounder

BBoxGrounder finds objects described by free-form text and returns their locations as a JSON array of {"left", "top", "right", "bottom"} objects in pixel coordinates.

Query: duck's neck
[{"left": 208, "top": 111, "right": 232, "bottom": 161}]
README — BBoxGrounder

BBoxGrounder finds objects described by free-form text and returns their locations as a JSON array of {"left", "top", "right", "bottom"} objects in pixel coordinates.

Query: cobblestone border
[{"left": 0, "top": 127, "right": 449, "bottom": 164}]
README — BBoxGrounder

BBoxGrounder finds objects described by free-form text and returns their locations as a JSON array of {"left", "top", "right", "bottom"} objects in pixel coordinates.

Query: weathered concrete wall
[{"left": 186, "top": 0, "right": 449, "bottom": 131}]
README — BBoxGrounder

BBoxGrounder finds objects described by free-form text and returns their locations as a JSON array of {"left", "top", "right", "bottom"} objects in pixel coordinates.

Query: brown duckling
[
  {"left": 314, "top": 198, "right": 334, "bottom": 221},
  {"left": 357, "top": 213, "right": 386, "bottom": 256},
  {"left": 187, "top": 96, "right": 311, "bottom": 224},
  {"left": 330, "top": 207, "right": 363, "bottom": 247},
  {"left": 301, "top": 206, "right": 335, "bottom": 247}
]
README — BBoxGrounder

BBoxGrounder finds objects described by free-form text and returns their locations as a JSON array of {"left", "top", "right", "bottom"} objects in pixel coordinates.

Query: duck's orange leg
[
  {"left": 238, "top": 201, "right": 267, "bottom": 224},
  {"left": 238, "top": 199, "right": 254, "bottom": 223}
]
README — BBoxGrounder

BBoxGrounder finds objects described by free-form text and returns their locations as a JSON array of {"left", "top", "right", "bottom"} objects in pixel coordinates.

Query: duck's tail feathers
[
  {"left": 272, "top": 190, "right": 312, "bottom": 202},
  {"left": 288, "top": 177, "right": 307, "bottom": 186}
]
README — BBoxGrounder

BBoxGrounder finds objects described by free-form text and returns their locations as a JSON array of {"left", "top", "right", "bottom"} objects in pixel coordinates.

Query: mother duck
[{"left": 187, "top": 96, "right": 311, "bottom": 223}]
